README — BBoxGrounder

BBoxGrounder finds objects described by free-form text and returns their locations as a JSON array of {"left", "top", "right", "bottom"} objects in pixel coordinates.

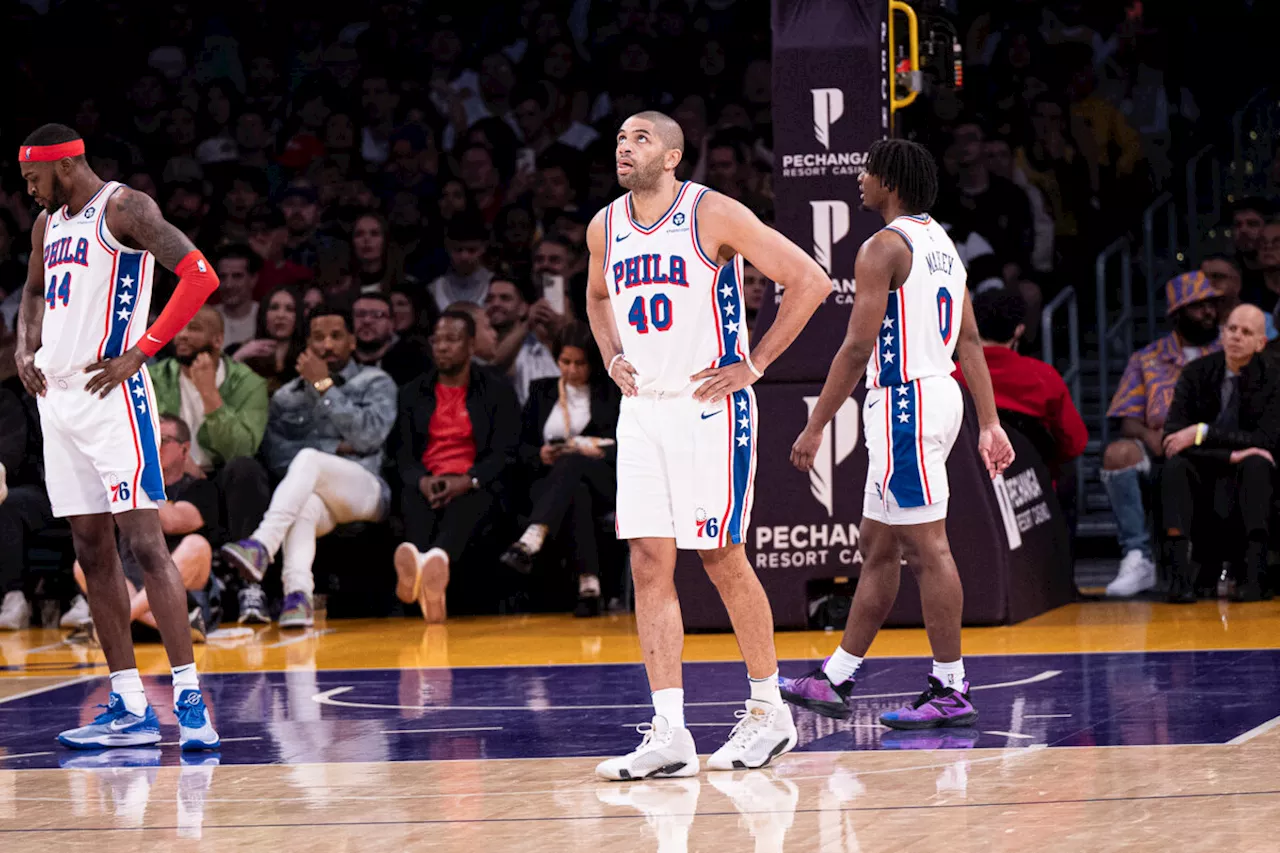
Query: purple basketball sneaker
[
  {"left": 879, "top": 676, "right": 978, "bottom": 730},
  {"left": 778, "top": 661, "right": 855, "bottom": 719}
]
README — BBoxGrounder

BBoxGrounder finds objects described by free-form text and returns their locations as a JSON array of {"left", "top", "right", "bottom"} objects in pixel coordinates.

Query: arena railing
[
  {"left": 1141, "top": 191, "right": 1177, "bottom": 341},
  {"left": 1094, "top": 236, "right": 1133, "bottom": 451},
  {"left": 1041, "top": 284, "right": 1084, "bottom": 501}
]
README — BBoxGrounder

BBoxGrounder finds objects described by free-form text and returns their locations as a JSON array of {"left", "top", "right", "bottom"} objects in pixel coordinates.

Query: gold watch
[{"left": 312, "top": 377, "right": 335, "bottom": 394}]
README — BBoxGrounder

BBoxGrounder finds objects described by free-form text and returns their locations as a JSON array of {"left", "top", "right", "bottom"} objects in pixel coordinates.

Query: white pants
[{"left": 253, "top": 448, "right": 388, "bottom": 596}]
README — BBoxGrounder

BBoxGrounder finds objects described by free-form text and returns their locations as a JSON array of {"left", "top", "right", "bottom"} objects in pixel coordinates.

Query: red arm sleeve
[{"left": 137, "top": 251, "right": 219, "bottom": 357}]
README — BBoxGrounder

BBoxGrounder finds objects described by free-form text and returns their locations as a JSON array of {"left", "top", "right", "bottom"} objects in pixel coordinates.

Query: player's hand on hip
[
  {"left": 84, "top": 347, "right": 147, "bottom": 399},
  {"left": 978, "top": 423, "right": 1016, "bottom": 479},
  {"left": 690, "top": 361, "right": 756, "bottom": 403},
  {"left": 608, "top": 356, "right": 638, "bottom": 397},
  {"left": 790, "top": 424, "right": 823, "bottom": 472},
  {"left": 15, "top": 350, "right": 46, "bottom": 397}
]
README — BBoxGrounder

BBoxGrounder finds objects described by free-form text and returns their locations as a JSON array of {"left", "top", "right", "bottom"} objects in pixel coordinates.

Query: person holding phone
[
  {"left": 501, "top": 324, "right": 619, "bottom": 616},
  {"left": 391, "top": 310, "right": 521, "bottom": 622}
]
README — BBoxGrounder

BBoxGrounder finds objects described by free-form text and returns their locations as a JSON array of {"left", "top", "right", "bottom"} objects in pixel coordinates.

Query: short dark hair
[
  {"left": 353, "top": 291, "right": 393, "bottom": 312},
  {"left": 972, "top": 287, "right": 1027, "bottom": 343},
  {"left": 865, "top": 138, "right": 939, "bottom": 214},
  {"left": 1232, "top": 196, "right": 1272, "bottom": 219},
  {"left": 511, "top": 80, "right": 551, "bottom": 112},
  {"left": 707, "top": 132, "right": 747, "bottom": 164},
  {"left": 229, "top": 165, "right": 269, "bottom": 197},
  {"left": 308, "top": 305, "right": 353, "bottom": 333},
  {"left": 215, "top": 243, "right": 262, "bottom": 274},
  {"left": 160, "top": 413, "right": 191, "bottom": 444},
  {"left": 438, "top": 308, "right": 476, "bottom": 339},
  {"left": 23, "top": 123, "right": 82, "bottom": 148}
]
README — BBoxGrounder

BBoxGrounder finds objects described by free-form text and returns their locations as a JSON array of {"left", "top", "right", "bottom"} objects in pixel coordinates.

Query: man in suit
[{"left": 1162, "top": 304, "right": 1280, "bottom": 602}]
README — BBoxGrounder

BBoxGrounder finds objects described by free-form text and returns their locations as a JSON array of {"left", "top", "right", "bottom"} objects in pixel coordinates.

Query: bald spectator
[
  {"left": 149, "top": 307, "right": 273, "bottom": 612},
  {"left": 1101, "top": 273, "right": 1221, "bottom": 598},
  {"left": 1162, "top": 304, "right": 1280, "bottom": 602}
]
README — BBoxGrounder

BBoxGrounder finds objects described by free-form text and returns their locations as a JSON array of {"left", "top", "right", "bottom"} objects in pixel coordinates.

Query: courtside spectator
[
  {"left": 245, "top": 206, "right": 314, "bottom": 296},
  {"left": 1101, "top": 273, "right": 1221, "bottom": 598},
  {"left": 955, "top": 289, "right": 1088, "bottom": 471},
  {"left": 0, "top": 377, "right": 55, "bottom": 630},
  {"left": 1232, "top": 198, "right": 1270, "bottom": 301},
  {"left": 502, "top": 324, "right": 619, "bottom": 616},
  {"left": 1161, "top": 305, "right": 1280, "bottom": 602},
  {"left": 221, "top": 307, "right": 397, "bottom": 628},
  {"left": 392, "top": 311, "right": 520, "bottom": 623}
]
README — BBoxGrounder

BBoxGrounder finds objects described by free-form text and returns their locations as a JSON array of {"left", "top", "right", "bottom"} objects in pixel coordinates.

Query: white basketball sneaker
[
  {"left": 707, "top": 700, "right": 797, "bottom": 771},
  {"left": 596, "top": 715, "right": 699, "bottom": 781}
]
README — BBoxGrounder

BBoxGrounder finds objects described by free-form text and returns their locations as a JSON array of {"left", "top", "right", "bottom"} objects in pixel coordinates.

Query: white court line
[
  {"left": 1024, "top": 714, "right": 1072, "bottom": 719},
  {"left": 0, "top": 751, "right": 55, "bottom": 762},
  {"left": 263, "top": 628, "right": 336, "bottom": 648},
  {"left": 0, "top": 674, "right": 101, "bottom": 706},
  {"left": 311, "top": 670, "right": 1062, "bottom": 713},
  {"left": 382, "top": 727, "right": 504, "bottom": 734},
  {"left": 1226, "top": 714, "right": 1280, "bottom": 745},
  {"left": 157, "top": 736, "right": 263, "bottom": 747},
  {"left": 984, "top": 731, "right": 1036, "bottom": 740}
]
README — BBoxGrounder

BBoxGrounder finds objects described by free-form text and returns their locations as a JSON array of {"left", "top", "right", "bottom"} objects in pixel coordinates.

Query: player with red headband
[{"left": 15, "top": 123, "right": 221, "bottom": 751}]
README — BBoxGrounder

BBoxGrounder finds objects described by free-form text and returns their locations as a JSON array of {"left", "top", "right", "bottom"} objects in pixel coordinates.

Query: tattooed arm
[
  {"left": 14, "top": 211, "right": 49, "bottom": 397},
  {"left": 85, "top": 188, "right": 218, "bottom": 397}
]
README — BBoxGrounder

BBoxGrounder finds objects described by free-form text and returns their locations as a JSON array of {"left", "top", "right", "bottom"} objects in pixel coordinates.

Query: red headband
[{"left": 18, "top": 140, "right": 85, "bottom": 162}]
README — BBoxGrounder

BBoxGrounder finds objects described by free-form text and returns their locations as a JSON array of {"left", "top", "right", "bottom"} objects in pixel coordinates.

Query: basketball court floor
[{"left": 2, "top": 601, "right": 1279, "bottom": 851}]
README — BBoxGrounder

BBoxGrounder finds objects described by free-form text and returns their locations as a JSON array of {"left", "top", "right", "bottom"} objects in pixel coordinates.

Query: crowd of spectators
[{"left": 0, "top": 1, "right": 1277, "bottom": 631}]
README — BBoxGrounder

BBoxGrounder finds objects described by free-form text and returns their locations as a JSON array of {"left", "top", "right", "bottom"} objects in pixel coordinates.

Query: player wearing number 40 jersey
[
  {"left": 586, "top": 112, "right": 831, "bottom": 781},
  {"left": 16, "top": 123, "right": 221, "bottom": 752},
  {"left": 782, "top": 139, "right": 1016, "bottom": 729}
]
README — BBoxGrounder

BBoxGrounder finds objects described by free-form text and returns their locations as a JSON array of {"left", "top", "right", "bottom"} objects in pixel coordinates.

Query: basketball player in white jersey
[
  {"left": 781, "top": 139, "right": 1015, "bottom": 728},
  {"left": 15, "top": 124, "right": 222, "bottom": 750},
  {"left": 587, "top": 112, "right": 831, "bottom": 780}
]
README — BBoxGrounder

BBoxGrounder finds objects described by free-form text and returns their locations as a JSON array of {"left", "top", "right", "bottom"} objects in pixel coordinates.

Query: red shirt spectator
[
  {"left": 424, "top": 384, "right": 477, "bottom": 475},
  {"left": 953, "top": 288, "right": 1087, "bottom": 466}
]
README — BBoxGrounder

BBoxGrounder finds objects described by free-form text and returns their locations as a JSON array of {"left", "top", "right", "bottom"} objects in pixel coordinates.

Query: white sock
[
  {"left": 823, "top": 647, "right": 864, "bottom": 686},
  {"left": 109, "top": 668, "right": 148, "bottom": 716},
  {"left": 578, "top": 573, "right": 600, "bottom": 597},
  {"left": 749, "top": 671, "right": 783, "bottom": 706},
  {"left": 932, "top": 659, "right": 966, "bottom": 692},
  {"left": 172, "top": 663, "right": 200, "bottom": 706},
  {"left": 518, "top": 524, "right": 548, "bottom": 554},
  {"left": 652, "top": 687, "right": 685, "bottom": 728}
]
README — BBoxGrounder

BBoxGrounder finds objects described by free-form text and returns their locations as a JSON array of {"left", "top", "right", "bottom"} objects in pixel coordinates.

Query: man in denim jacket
[{"left": 221, "top": 306, "right": 398, "bottom": 627}]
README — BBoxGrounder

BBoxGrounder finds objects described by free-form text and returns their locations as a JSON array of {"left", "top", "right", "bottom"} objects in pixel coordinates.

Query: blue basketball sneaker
[
  {"left": 176, "top": 689, "right": 221, "bottom": 751},
  {"left": 57, "top": 693, "right": 161, "bottom": 750}
]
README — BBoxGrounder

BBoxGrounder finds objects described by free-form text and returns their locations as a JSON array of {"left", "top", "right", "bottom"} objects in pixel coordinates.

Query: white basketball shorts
[
  {"left": 37, "top": 366, "right": 167, "bottom": 517},
  {"left": 863, "top": 375, "right": 963, "bottom": 526},
  {"left": 615, "top": 387, "right": 757, "bottom": 550}
]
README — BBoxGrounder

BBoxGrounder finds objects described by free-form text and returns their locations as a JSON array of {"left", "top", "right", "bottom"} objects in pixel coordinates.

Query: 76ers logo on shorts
[
  {"left": 107, "top": 475, "right": 131, "bottom": 503},
  {"left": 695, "top": 508, "right": 719, "bottom": 538}
]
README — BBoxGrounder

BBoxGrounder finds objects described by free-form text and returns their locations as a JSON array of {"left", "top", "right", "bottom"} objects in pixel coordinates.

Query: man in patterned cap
[{"left": 1101, "top": 272, "right": 1221, "bottom": 597}]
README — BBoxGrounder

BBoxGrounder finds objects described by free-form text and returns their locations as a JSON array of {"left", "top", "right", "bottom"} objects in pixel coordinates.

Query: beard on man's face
[
  {"left": 174, "top": 343, "right": 215, "bottom": 366},
  {"left": 1175, "top": 309, "right": 1219, "bottom": 347}
]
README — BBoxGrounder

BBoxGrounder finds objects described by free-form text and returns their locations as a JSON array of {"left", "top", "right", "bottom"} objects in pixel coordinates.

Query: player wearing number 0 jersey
[
  {"left": 782, "top": 139, "right": 1015, "bottom": 731},
  {"left": 587, "top": 112, "right": 830, "bottom": 781},
  {"left": 16, "top": 123, "right": 221, "bottom": 753}
]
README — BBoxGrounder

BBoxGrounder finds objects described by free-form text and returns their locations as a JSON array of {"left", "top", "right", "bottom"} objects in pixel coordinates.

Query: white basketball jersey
[
  {"left": 603, "top": 182, "right": 747, "bottom": 395},
  {"left": 35, "top": 181, "right": 155, "bottom": 376},
  {"left": 866, "top": 213, "right": 967, "bottom": 389}
]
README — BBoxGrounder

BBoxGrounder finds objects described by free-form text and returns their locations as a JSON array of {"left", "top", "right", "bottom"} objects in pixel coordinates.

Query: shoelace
[
  {"left": 241, "top": 586, "right": 267, "bottom": 610},
  {"left": 626, "top": 722, "right": 658, "bottom": 755},
  {"left": 725, "top": 708, "right": 771, "bottom": 749},
  {"left": 90, "top": 698, "right": 128, "bottom": 724}
]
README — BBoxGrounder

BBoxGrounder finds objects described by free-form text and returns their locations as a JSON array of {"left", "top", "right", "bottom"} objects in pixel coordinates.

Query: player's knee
[
  {"left": 629, "top": 542, "right": 675, "bottom": 589},
  {"left": 699, "top": 546, "right": 749, "bottom": 588},
  {"left": 1103, "top": 440, "right": 1143, "bottom": 471},
  {"left": 908, "top": 536, "right": 954, "bottom": 574}
]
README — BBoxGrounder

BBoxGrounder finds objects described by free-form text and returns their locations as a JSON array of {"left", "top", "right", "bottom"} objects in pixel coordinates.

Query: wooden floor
[{"left": 2, "top": 600, "right": 1279, "bottom": 852}]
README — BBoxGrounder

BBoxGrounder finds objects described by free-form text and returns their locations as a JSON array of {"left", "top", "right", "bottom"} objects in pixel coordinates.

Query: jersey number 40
[
  {"left": 45, "top": 272, "right": 72, "bottom": 310},
  {"left": 628, "top": 293, "right": 673, "bottom": 334}
]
